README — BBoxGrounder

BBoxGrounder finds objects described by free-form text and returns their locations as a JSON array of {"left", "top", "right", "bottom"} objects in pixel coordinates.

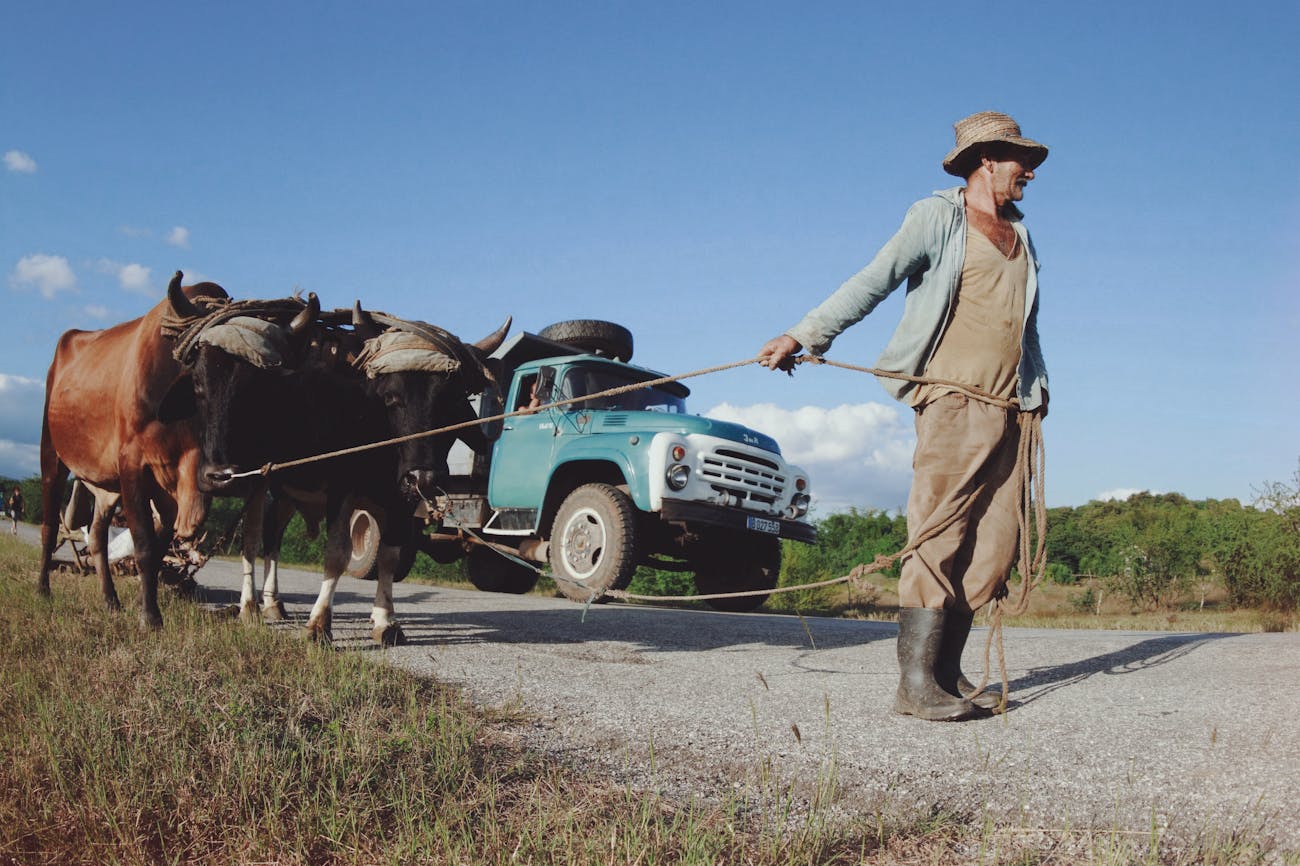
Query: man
[
  {"left": 758, "top": 111, "right": 1049, "bottom": 722},
  {"left": 7, "top": 485, "right": 23, "bottom": 535}
]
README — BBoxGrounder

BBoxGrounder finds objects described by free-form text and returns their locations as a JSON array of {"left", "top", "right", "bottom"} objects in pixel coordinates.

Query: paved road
[{"left": 18, "top": 523, "right": 1300, "bottom": 853}]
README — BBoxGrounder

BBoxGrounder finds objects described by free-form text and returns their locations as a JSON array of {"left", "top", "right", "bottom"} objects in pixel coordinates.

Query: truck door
[{"left": 487, "top": 367, "right": 559, "bottom": 512}]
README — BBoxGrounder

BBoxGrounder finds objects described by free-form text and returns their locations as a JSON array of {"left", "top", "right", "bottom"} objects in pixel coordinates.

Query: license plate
[{"left": 746, "top": 516, "right": 781, "bottom": 535}]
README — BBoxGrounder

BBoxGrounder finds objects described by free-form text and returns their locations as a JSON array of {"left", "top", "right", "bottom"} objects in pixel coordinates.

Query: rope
[
  {"left": 227, "top": 355, "right": 761, "bottom": 478},
  {"left": 207, "top": 346, "right": 1046, "bottom": 707}
]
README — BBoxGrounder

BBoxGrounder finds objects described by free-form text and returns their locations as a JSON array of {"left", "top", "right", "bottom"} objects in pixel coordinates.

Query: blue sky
[{"left": 3, "top": 0, "right": 1297, "bottom": 511}]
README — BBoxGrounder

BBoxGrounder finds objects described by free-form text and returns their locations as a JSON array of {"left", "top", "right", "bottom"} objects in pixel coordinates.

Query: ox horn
[
  {"left": 352, "top": 300, "right": 382, "bottom": 338},
  {"left": 167, "top": 270, "right": 201, "bottom": 319},
  {"left": 288, "top": 292, "right": 320, "bottom": 336},
  {"left": 473, "top": 315, "right": 511, "bottom": 356}
]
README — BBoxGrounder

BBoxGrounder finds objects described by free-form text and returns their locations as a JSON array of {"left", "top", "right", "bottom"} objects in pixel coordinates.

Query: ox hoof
[
  {"left": 261, "top": 601, "right": 288, "bottom": 623},
  {"left": 304, "top": 625, "right": 333, "bottom": 646},
  {"left": 140, "top": 612, "right": 164, "bottom": 631},
  {"left": 304, "top": 612, "right": 332, "bottom": 645},
  {"left": 372, "top": 622, "right": 407, "bottom": 647},
  {"left": 105, "top": 596, "right": 123, "bottom": 613},
  {"left": 238, "top": 601, "right": 260, "bottom": 625}
]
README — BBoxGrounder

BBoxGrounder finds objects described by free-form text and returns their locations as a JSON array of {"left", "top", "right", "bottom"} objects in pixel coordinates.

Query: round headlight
[
  {"left": 666, "top": 464, "right": 690, "bottom": 491},
  {"left": 787, "top": 492, "right": 811, "bottom": 518}
]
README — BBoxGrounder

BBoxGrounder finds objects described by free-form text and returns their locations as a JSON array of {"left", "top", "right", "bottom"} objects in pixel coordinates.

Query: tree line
[{"left": 774, "top": 467, "right": 1299, "bottom": 613}]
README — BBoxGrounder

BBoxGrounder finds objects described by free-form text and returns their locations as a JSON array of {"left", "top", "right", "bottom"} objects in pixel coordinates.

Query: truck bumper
[{"left": 659, "top": 498, "right": 817, "bottom": 544}]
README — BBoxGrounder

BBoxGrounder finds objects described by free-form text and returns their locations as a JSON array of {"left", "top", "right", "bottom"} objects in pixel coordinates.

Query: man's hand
[{"left": 757, "top": 334, "right": 802, "bottom": 372}]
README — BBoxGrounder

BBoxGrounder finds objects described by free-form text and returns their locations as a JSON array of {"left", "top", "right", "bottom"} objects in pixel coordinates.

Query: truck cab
[{"left": 428, "top": 322, "right": 816, "bottom": 611}]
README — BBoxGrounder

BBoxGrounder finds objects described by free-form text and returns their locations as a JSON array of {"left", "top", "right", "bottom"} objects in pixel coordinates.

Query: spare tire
[
  {"left": 345, "top": 509, "right": 380, "bottom": 580},
  {"left": 345, "top": 509, "right": 419, "bottom": 582},
  {"left": 538, "top": 320, "right": 633, "bottom": 362}
]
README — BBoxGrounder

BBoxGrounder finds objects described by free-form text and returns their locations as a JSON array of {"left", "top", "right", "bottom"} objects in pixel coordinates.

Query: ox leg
[
  {"left": 118, "top": 471, "right": 164, "bottom": 630},
  {"left": 85, "top": 498, "right": 120, "bottom": 611},
  {"left": 36, "top": 442, "right": 70, "bottom": 598},
  {"left": 305, "top": 502, "right": 352, "bottom": 644},
  {"left": 260, "top": 494, "right": 296, "bottom": 622},
  {"left": 371, "top": 544, "right": 406, "bottom": 646},
  {"left": 237, "top": 490, "right": 266, "bottom": 624}
]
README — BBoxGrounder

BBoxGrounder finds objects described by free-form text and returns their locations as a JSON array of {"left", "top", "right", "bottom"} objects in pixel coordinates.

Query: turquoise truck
[{"left": 353, "top": 320, "right": 817, "bottom": 611}]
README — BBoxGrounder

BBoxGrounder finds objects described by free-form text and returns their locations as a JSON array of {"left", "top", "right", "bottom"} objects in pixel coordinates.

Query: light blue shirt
[{"left": 786, "top": 186, "right": 1048, "bottom": 411}]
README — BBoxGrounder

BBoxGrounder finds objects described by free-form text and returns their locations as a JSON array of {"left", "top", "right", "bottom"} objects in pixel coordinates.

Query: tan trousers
[{"left": 899, "top": 392, "right": 1022, "bottom": 613}]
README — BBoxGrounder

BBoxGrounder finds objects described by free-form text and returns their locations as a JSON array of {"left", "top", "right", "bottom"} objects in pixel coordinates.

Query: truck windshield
[{"left": 559, "top": 366, "right": 687, "bottom": 413}]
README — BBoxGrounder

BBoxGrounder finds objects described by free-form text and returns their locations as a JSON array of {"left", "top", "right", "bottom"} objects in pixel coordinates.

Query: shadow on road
[
  {"left": 1005, "top": 633, "right": 1235, "bottom": 707},
  {"left": 195, "top": 579, "right": 899, "bottom": 653}
]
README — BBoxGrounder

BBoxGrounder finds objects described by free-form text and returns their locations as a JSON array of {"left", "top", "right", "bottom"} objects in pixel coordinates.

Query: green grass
[{"left": 1, "top": 534, "right": 1290, "bottom": 865}]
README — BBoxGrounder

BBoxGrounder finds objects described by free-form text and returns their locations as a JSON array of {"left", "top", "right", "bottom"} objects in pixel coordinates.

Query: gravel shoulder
[{"left": 21, "top": 524, "right": 1300, "bottom": 853}]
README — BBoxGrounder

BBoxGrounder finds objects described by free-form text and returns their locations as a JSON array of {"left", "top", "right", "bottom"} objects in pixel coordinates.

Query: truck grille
[{"left": 700, "top": 448, "right": 786, "bottom": 507}]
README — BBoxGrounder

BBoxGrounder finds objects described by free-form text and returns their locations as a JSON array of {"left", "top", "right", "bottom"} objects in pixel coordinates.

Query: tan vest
[{"left": 912, "top": 226, "right": 1027, "bottom": 407}]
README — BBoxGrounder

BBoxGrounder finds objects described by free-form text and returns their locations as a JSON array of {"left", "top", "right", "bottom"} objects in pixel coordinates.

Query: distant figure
[
  {"left": 758, "top": 111, "right": 1050, "bottom": 722},
  {"left": 7, "top": 485, "right": 23, "bottom": 535}
]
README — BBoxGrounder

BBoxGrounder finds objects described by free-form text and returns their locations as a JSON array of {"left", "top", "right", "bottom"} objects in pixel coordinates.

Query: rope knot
[{"left": 848, "top": 553, "right": 898, "bottom": 591}]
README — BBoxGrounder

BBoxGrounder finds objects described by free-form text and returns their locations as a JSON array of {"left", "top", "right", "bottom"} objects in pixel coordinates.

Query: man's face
[{"left": 987, "top": 150, "right": 1036, "bottom": 205}]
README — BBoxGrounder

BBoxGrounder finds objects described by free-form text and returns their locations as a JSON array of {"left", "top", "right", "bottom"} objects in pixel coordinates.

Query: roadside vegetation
[
  {"left": 11, "top": 462, "right": 1296, "bottom": 634},
  {"left": 1, "top": 534, "right": 1288, "bottom": 865}
]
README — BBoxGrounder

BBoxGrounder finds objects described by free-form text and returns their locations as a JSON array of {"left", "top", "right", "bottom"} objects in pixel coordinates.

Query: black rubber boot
[
  {"left": 937, "top": 610, "right": 1003, "bottom": 711},
  {"left": 894, "top": 607, "right": 987, "bottom": 721}
]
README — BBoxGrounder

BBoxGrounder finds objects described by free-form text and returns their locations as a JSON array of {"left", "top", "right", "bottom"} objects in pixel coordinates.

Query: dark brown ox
[
  {"left": 37, "top": 274, "right": 227, "bottom": 628},
  {"left": 182, "top": 298, "right": 508, "bottom": 644}
]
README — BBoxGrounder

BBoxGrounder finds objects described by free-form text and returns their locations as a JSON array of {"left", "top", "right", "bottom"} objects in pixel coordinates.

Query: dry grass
[{"left": 0, "top": 535, "right": 1289, "bottom": 865}]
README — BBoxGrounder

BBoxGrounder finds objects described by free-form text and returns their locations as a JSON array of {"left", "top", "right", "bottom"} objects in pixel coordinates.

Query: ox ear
[
  {"left": 157, "top": 373, "right": 197, "bottom": 423},
  {"left": 473, "top": 315, "right": 511, "bottom": 356},
  {"left": 167, "top": 271, "right": 201, "bottom": 319}
]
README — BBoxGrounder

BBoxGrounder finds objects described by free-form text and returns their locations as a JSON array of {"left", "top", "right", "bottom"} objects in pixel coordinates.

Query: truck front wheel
[
  {"left": 549, "top": 483, "right": 638, "bottom": 602},
  {"left": 690, "top": 533, "right": 781, "bottom": 612}
]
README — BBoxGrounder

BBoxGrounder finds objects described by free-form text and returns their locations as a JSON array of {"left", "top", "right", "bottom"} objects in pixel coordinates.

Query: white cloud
[
  {"left": 166, "top": 226, "right": 191, "bottom": 248},
  {"left": 94, "top": 259, "right": 154, "bottom": 295},
  {"left": 118, "top": 263, "right": 152, "bottom": 293},
  {"left": 3, "top": 150, "right": 37, "bottom": 174},
  {"left": 704, "top": 401, "right": 915, "bottom": 512},
  {"left": 10, "top": 254, "right": 76, "bottom": 298},
  {"left": 119, "top": 225, "right": 153, "bottom": 239},
  {"left": 1096, "top": 487, "right": 1161, "bottom": 502},
  {"left": 83, "top": 304, "right": 111, "bottom": 319}
]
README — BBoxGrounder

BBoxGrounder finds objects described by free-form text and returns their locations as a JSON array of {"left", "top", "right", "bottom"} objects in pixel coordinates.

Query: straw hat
[{"left": 942, "top": 111, "right": 1048, "bottom": 177}]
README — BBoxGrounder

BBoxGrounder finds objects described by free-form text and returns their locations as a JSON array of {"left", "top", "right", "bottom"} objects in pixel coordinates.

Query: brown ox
[{"left": 38, "top": 274, "right": 227, "bottom": 628}]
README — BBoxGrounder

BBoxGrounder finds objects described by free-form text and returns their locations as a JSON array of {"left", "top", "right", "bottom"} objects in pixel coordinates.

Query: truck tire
[
  {"left": 538, "top": 320, "right": 633, "bottom": 362},
  {"left": 690, "top": 533, "right": 781, "bottom": 612},
  {"left": 346, "top": 509, "right": 418, "bottom": 582},
  {"left": 467, "top": 546, "right": 540, "bottom": 594},
  {"left": 346, "top": 509, "right": 380, "bottom": 579},
  {"left": 549, "top": 483, "right": 639, "bottom": 602}
]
